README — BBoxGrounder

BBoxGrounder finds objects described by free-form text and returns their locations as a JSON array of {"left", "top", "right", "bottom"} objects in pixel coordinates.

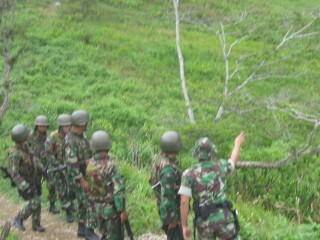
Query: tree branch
[
  {"left": 237, "top": 120, "right": 320, "bottom": 169},
  {"left": 234, "top": 17, "right": 319, "bottom": 93}
]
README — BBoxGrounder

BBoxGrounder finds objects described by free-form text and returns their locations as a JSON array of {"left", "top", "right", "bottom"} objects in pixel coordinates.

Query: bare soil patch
[{"left": 0, "top": 195, "right": 166, "bottom": 240}]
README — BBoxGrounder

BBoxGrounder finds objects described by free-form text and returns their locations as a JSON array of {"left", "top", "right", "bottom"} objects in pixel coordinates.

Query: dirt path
[
  {"left": 0, "top": 195, "right": 166, "bottom": 240},
  {"left": 0, "top": 195, "right": 78, "bottom": 240}
]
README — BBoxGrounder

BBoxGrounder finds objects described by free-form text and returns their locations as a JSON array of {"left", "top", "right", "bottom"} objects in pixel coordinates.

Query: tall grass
[{"left": 0, "top": 0, "right": 319, "bottom": 238}]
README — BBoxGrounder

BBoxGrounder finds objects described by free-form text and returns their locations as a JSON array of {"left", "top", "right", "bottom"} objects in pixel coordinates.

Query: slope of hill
[{"left": 0, "top": 0, "right": 319, "bottom": 238}]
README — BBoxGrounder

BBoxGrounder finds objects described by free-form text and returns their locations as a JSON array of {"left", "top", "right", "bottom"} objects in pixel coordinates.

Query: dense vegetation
[{"left": 0, "top": 0, "right": 319, "bottom": 239}]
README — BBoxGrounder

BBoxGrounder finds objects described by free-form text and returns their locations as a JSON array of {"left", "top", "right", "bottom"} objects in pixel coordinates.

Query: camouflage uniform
[
  {"left": 28, "top": 130, "right": 56, "bottom": 201},
  {"left": 158, "top": 156, "right": 182, "bottom": 239},
  {"left": 85, "top": 152, "right": 125, "bottom": 240},
  {"left": 64, "top": 129, "right": 91, "bottom": 226},
  {"left": 9, "top": 142, "right": 42, "bottom": 228},
  {"left": 155, "top": 131, "right": 183, "bottom": 240},
  {"left": 178, "top": 138, "right": 240, "bottom": 240},
  {"left": 9, "top": 124, "right": 44, "bottom": 232},
  {"left": 45, "top": 130, "right": 71, "bottom": 210}
]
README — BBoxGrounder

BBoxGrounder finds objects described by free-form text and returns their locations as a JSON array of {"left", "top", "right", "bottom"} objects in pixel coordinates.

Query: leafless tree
[
  {"left": 0, "top": 0, "right": 16, "bottom": 120},
  {"left": 172, "top": 0, "right": 196, "bottom": 124},
  {"left": 215, "top": 16, "right": 320, "bottom": 120}
]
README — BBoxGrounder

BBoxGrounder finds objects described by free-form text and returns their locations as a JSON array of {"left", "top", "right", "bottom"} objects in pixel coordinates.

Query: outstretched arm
[{"left": 230, "top": 132, "right": 245, "bottom": 166}]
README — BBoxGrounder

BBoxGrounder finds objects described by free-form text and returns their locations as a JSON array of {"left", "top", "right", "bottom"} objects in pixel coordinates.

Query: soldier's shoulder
[
  {"left": 8, "top": 146, "right": 22, "bottom": 159},
  {"left": 183, "top": 162, "right": 203, "bottom": 175},
  {"left": 65, "top": 131, "right": 76, "bottom": 140},
  {"left": 8, "top": 146, "right": 18, "bottom": 154},
  {"left": 28, "top": 131, "right": 36, "bottom": 139},
  {"left": 50, "top": 130, "right": 59, "bottom": 136}
]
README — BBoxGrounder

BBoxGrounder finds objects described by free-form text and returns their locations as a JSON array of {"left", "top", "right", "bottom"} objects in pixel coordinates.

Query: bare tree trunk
[
  {"left": 172, "top": 0, "right": 196, "bottom": 124},
  {"left": 0, "top": 0, "right": 16, "bottom": 121}
]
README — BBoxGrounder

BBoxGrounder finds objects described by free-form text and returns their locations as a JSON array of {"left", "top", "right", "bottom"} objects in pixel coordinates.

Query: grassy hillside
[{"left": 0, "top": 0, "right": 320, "bottom": 238}]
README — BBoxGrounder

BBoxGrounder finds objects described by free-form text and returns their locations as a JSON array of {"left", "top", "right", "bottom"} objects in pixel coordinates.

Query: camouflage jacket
[
  {"left": 45, "top": 130, "right": 65, "bottom": 168},
  {"left": 85, "top": 152, "right": 125, "bottom": 212},
  {"left": 8, "top": 143, "right": 37, "bottom": 192},
  {"left": 159, "top": 157, "right": 181, "bottom": 225},
  {"left": 64, "top": 129, "right": 92, "bottom": 182},
  {"left": 179, "top": 159, "right": 235, "bottom": 207},
  {"left": 28, "top": 130, "right": 48, "bottom": 170}
]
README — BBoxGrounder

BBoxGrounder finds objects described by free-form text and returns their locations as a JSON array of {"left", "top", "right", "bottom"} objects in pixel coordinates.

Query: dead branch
[
  {"left": 172, "top": 0, "right": 196, "bottom": 124},
  {"left": 0, "top": 0, "right": 16, "bottom": 121},
  {"left": 214, "top": 16, "right": 319, "bottom": 120},
  {"left": 237, "top": 121, "right": 320, "bottom": 168},
  {"left": 234, "top": 17, "right": 320, "bottom": 93}
]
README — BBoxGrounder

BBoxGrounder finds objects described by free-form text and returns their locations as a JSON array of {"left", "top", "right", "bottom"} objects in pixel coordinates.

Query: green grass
[{"left": 0, "top": 0, "right": 320, "bottom": 238}]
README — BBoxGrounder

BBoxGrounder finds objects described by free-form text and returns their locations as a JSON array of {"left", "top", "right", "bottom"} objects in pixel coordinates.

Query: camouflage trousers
[
  {"left": 51, "top": 170, "right": 71, "bottom": 209},
  {"left": 70, "top": 182, "right": 87, "bottom": 224},
  {"left": 196, "top": 209, "right": 240, "bottom": 240},
  {"left": 87, "top": 200, "right": 123, "bottom": 240},
  {"left": 46, "top": 177, "right": 57, "bottom": 203},
  {"left": 19, "top": 193, "right": 41, "bottom": 225}
]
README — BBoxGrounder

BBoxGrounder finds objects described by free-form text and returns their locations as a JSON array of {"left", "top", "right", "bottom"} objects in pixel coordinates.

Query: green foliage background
[{"left": 0, "top": 0, "right": 319, "bottom": 238}]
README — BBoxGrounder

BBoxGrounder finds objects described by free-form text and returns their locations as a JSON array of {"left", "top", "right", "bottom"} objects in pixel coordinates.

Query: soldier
[
  {"left": 64, "top": 109, "right": 92, "bottom": 237},
  {"left": 178, "top": 132, "right": 245, "bottom": 240},
  {"left": 84, "top": 130, "right": 127, "bottom": 240},
  {"left": 157, "top": 131, "right": 183, "bottom": 240},
  {"left": 45, "top": 114, "right": 74, "bottom": 223},
  {"left": 10, "top": 124, "right": 45, "bottom": 232},
  {"left": 28, "top": 115, "right": 59, "bottom": 214}
]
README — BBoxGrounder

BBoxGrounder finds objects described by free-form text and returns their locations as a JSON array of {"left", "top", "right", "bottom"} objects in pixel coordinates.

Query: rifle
[
  {"left": 0, "top": 166, "right": 16, "bottom": 187},
  {"left": 124, "top": 219, "right": 134, "bottom": 240},
  {"left": 0, "top": 165, "right": 36, "bottom": 201},
  {"left": 46, "top": 165, "right": 66, "bottom": 175}
]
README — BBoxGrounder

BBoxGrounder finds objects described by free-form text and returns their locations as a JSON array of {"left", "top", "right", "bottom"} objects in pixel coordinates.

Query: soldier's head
[
  {"left": 192, "top": 137, "right": 217, "bottom": 162},
  {"left": 11, "top": 124, "right": 29, "bottom": 144},
  {"left": 57, "top": 114, "right": 71, "bottom": 134},
  {"left": 90, "top": 130, "right": 112, "bottom": 153},
  {"left": 159, "top": 131, "right": 182, "bottom": 158},
  {"left": 34, "top": 115, "right": 49, "bottom": 133},
  {"left": 71, "top": 110, "right": 90, "bottom": 132}
]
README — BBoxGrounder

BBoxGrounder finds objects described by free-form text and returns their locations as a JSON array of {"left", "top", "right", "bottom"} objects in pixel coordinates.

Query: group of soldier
[
  {"left": 6, "top": 108, "right": 245, "bottom": 240},
  {"left": 7, "top": 110, "right": 126, "bottom": 240},
  {"left": 154, "top": 130, "right": 245, "bottom": 240}
]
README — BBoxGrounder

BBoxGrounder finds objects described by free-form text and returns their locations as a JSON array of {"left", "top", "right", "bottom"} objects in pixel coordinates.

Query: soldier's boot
[
  {"left": 32, "top": 220, "right": 46, "bottom": 232},
  {"left": 13, "top": 215, "right": 25, "bottom": 231},
  {"left": 66, "top": 208, "right": 74, "bottom": 223},
  {"left": 85, "top": 228, "right": 100, "bottom": 240},
  {"left": 71, "top": 200, "right": 76, "bottom": 212},
  {"left": 77, "top": 223, "right": 86, "bottom": 238},
  {"left": 49, "top": 201, "right": 59, "bottom": 214}
]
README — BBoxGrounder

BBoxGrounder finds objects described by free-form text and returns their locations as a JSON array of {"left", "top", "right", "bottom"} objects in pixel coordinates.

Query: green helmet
[
  {"left": 71, "top": 110, "right": 90, "bottom": 126},
  {"left": 192, "top": 137, "right": 218, "bottom": 161},
  {"left": 90, "top": 130, "right": 112, "bottom": 151},
  {"left": 34, "top": 115, "right": 49, "bottom": 127},
  {"left": 11, "top": 124, "right": 29, "bottom": 143},
  {"left": 159, "top": 131, "right": 182, "bottom": 153},
  {"left": 57, "top": 114, "right": 71, "bottom": 127}
]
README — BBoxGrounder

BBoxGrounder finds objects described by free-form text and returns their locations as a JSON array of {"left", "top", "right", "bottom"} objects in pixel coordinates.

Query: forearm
[
  {"left": 230, "top": 143, "right": 241, "bottom": 166},
  {"left": 180, "top": 195, "right": 190, "bottom": 227}
]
